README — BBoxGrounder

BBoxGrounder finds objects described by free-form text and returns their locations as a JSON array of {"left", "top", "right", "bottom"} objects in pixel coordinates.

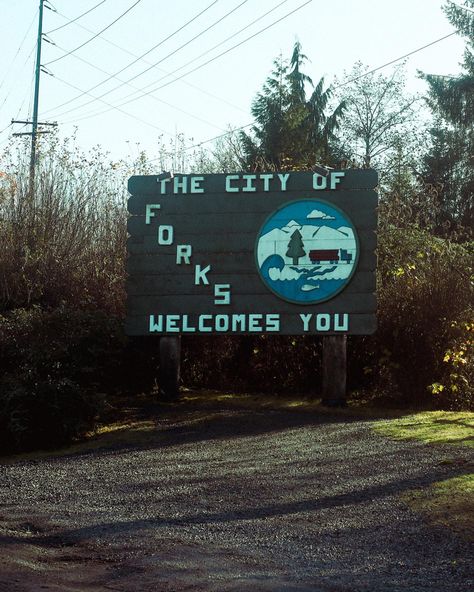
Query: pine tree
[
  {"left": 241, "top": 42, "right": 346, "bottom": 171},
  {"left": 286, "top": 229, "right": 306, "bottom": 265},
  {"left": 421, "top": 0, "right": 474, "bottom": 229}
]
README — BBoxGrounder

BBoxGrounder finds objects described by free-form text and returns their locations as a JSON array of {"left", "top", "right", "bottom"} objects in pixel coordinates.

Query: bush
[
  {"left": 369, "top": 226, "right": 473, "bottom": 408},
  {"left": 0, "top": 375, "right": 101, "bottom": 452},
  {"left": 0, "top": 306, "right": 126, "bottom": 452},
  {"left": 182, "top": 334, "right": 323, "bottom": 394}
]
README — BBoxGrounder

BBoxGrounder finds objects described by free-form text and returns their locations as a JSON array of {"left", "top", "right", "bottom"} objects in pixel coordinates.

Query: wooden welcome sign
[{"left": 126, "top": 170, "right": 378, "bottom": 337}]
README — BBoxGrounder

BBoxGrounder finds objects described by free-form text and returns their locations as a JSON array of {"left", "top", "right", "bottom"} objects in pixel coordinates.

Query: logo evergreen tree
[{"left": 286, "top": 229, "right": 306, "bottom": 265}]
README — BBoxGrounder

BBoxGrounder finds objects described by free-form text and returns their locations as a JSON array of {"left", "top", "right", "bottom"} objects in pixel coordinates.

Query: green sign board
[{"left": 126, "top": 170, "right": 378, "bottom": 336}]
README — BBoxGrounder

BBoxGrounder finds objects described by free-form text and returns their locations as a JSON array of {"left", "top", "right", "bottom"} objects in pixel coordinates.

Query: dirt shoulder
[{"left": 0, "top": 393, "right": 473, "bottom": 591}]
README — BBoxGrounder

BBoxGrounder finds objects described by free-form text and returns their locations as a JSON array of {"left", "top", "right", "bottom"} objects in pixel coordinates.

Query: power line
[
  {"left": 333, "top": 31, "right": 458, "bottom": 90},
  {"left": 58, "top": 0, "right": 313, "bottom": 124},
  {"left": 64, "top": 0, "right": 293, "bottom": 123},
  {"left": 51, "top": 73, "right": 175, "bottom": 137},
  {"left": 49, "top": 43, "right": 226, "bottom": 132},
  {"left": 51, "top": 0, "right": 293, "bottom": 125},
  {"left": 46, "top": 0, "right": 250, "bottom": 121},
  {"left": 40, "top": 0, "right": 221, "bottom": 116},
  {"left": 45, "top": 0, "right": 108, "bottom": 34},
  {"left": 51, "top": 0, "right": 312, "bottom": 121},
  {"left": 44, "top": 0, "right": 143, "bottom": 66},
  {"left": 50, "top": 4, "right": 246, "bottom": 114},
  {"left": 173, "top": 27, "right": 462, "bottom": 154},
  {"left": 0, "top": 9, "right": 38, "bottom": 93}
]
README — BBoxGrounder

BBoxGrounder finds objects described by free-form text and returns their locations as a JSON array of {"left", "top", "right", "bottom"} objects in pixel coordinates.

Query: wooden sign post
[{"left": 126, "top": 170, "right": 378, "bottom": 400}]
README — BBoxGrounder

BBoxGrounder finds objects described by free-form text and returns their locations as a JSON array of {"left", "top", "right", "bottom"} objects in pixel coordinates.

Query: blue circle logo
[{"left": 255, "top": 200, "right": 359, "bottom": 304}]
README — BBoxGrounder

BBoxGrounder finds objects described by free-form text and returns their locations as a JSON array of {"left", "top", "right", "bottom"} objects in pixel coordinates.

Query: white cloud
[{"left": 307, "top": 209, "right": 335, "bottom": 220}]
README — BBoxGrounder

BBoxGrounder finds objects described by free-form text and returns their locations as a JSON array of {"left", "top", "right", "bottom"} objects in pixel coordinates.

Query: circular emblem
[{"left": 255, "top": 200, "right": 359, "bottom": 304}]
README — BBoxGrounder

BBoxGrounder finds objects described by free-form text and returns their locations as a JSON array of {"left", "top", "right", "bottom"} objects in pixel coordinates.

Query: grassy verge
[
  {"left": 373, "top": 411, "right": 474, "bottom": 540},
  {"left": 373, "top": 411, "right": 474, "bottom": 447}
]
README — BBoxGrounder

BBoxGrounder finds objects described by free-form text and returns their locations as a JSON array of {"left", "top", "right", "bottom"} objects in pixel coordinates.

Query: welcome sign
[{"left": 126, "top": 170, "right": 378, "bottom": 336}]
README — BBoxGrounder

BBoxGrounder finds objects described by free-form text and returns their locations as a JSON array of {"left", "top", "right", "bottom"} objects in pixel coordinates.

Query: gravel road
[{"left": 0, "top": 401, "right": 473, "bottom": 591}]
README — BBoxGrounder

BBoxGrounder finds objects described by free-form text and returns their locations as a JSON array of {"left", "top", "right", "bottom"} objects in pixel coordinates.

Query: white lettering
[
  {"left": 190, "top": 176, "right": 204, "bottom": 193},
  {"left": 316, "top": 313, "right": 331, "bottom": 331},
  {"left": 260, "top": 173, "right": 273, "bottom": 191},
  {"left": 215, "top": 314, "right": 229, "bottom": 332},
  {"left": 278, "top": 173, "right": 290, "bottom": 191},
  {"left": 299, "top": 313, "right": 313, "bottom": 332},
  {"left": 149, "top": 315, "right": 163, "bottom": 332},
  {"left": 159, "top": 178, "right": 170, "bottom": 193},
  {"left": 330, "top": 171, "right": 345, "bottom": 189},
  {"left": 145, "top": 204, "right": 160, "bottom": 224},
  {"left": 166, "top": 315, "right": 180, "bottom": 332},
  {"left": 312, "top": 173, "right": 327, "bottom": 190},
  {"left": 173, "top": 176, "right": 188, "bottom": 194},
  {"left": 198, "top": 315, "right": 212, "bottom": 332},
  {"left": 182, "top": 315, "right": 196, "bottom": 332},
  {"left": 225, "top": 174, "right": 239, "bottom": 192},
  {"left": 266, "top": 314, "right": 280, "bottom": 332},
  {"left": 231, "top": 314, "right": 246, "bottom": 331},
  {"left": 248, "top": 314, "right": 263, "bottom": 332},
  {"left": 194, "top": 264, "right": 211, "bottom": 285},
  {"left": 214, "top": 284, "right": 231, "bottom": 305},
  {"left": 334, "top": 313, "right": 349, "bottom": 331},
  {"left": 158, "top": 225, "right": 173, "bottom": 245},
  {"left": 176, "top": 244, "right": 192, "bottom": 264},
  {"left": 242, "top": 174, "right": 257, "bottom": 192}
]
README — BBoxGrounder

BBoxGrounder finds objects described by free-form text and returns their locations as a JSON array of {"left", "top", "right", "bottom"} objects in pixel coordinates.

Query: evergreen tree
[
  {"left": 421, "top": 0, "right": 474, "bottom": 229},
  {"left": 241, "top": 42, "right": 345, "bottom": 170},
  {"left": 286, "top": 229, "right": 305, "bottom": 265}
]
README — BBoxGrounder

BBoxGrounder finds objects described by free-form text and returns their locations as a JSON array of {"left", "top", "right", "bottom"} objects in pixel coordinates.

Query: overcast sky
[{"left": 0, "top": 0, "right": 467, "bottom": 160}]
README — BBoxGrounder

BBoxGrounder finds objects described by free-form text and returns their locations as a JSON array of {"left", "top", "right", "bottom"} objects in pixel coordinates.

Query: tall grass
[{"left": 0, "top": 134, "right": 129, "bottom": 314}]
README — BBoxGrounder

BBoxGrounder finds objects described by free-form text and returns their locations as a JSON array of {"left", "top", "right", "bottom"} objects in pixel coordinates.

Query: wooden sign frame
[{"left": 126, "top": 170, "right": 378, "bottom": 337}]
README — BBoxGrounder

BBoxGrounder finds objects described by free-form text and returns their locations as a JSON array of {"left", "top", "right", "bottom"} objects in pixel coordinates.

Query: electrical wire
[
  {"left": 50, "top": 6, "right": 246, "bottom": 113},
  {"left": 40, "top": 0, "right": 221, "bottom": 116},
  {"left": 58, "top": 0, "right": 313, "bottom": 125},
  {"left": 46, "top": 0, "right": 249, "bottom": 119},
  {"left": 49, "top": 43, "right": 226, "bottom": 131},
  {"left": 45, "top": 0, "right": 108, "bottom": 34},
  {"left": 333, "top": 31, "right": 458, "bottom": 90},
  {"left": 51, "top": 73, "right": 175, "bottom": 137},
  {"left": 64, "top": 0, "right": 293, "bottom": 122},
  {"left": 44, "top": 0, "right": 143, "bottom": 66},
  {"left": 0, "top": 9, "right": 38, "bottom": 95},
  {"left": 170, "top": 27, "right": 462, "bottom": 154}
]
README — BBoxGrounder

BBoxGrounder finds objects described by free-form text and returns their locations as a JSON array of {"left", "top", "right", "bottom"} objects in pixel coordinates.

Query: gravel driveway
[{"left": 0, "top": 400, "right": 473, "bottom": 591}]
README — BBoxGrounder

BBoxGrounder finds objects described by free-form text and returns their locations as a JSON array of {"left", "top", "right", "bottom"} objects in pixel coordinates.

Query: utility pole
[
  {"left": 12, "top": 0, "right": 57, "bottom": 196},
  {"left": 29, "top": 0, "right": 45, "bottom": 196}
]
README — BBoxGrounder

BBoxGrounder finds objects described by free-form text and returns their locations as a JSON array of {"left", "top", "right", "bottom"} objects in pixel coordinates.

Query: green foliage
[
  {"left": 370, "top": 225, "right": 473, "bottom": 408},
  {"left": 335, "top": 61, "right": 418, "bottom": 171},
  {"left": 0, "top": 305, "right": 127, "bottom": 452},
  {"left": 421, "top": 1, "right": 474, "bottom": 229},
  {"left": 0, "top": 375, "right": 100, "bottom": 453},
  {"left": 241, "top": 42, "right": 345, "bottom": 170},
  {"left": 183, "top": 335, "right": 322, "bottom": 394}
]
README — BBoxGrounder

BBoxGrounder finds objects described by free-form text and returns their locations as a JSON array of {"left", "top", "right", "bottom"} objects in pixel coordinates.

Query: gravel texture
[{"left": 0, "top": 402, "right": 473, "bottom": 591}]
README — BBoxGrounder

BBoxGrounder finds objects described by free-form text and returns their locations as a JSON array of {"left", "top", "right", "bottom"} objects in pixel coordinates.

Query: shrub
[
  {"left": 182, "top": 334, "right": 323, "bottom": 394},
  {"left": 370, "top": 226, "right": 473, "bottom": 408},
  {"left": 0, "top": 375, "right": 101, "bottom": 452},
  {"left": 0, "top": 306, "right": 126, "bottom": 452}
]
